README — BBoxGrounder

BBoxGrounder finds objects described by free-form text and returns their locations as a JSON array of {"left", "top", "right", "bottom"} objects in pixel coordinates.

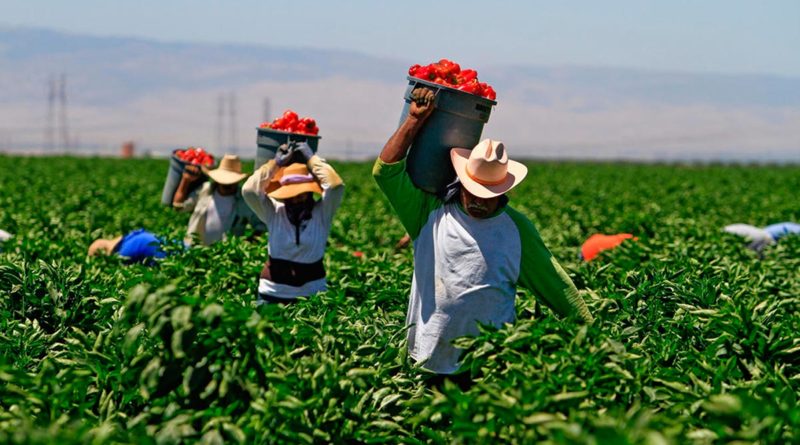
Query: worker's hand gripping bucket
[
  {"left": 255, "top": 127, "right": 320, "bottom": 170},
  {"left": 160, "top": 149, "right": 208, "bottom": 206}
]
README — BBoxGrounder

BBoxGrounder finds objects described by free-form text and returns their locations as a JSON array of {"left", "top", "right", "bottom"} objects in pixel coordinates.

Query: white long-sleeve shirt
[{"left": 242, "top": 156, "right": 344, "bottom": 299}]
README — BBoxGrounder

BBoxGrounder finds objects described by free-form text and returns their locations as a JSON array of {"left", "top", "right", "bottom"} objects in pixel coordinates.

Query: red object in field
[
  {"left": 407, "top": 58, "right": 496, "bottom": 99},
  {"left": 259, "top": 109, "right": 320, "bottom": 135},
  {"left": 581, "top": 233, "right": 638, "bottom": 261},
  {"left": 176, "top": 147, "right": 214, "bottom": 166},
  {"left": 352, "top": 251, "right": 364, "bottom": 258}
]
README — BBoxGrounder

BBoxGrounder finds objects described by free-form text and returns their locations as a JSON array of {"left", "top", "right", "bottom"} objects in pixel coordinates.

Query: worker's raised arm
[{"left": 379, "top": 87, "right": 435, "bottom": 163}]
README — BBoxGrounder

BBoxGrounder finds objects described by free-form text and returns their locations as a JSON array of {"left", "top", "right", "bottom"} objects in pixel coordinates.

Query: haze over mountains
[{"left": 1, "top": 26, "right": 798, "bottom": 161}]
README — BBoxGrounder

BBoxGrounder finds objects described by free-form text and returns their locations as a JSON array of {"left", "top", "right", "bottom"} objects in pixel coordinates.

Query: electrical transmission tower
[
  {"left": 216, "top": 94, "right": 225, "bottom": 153},
  {"left": 228, "top": 91, "right": 237, "bottom": 154},
  {"left": 58, "top": 73, "right": 70, "bottom": 151},
  {"left": 45, "top": 75, "right": 57, "bottom": 152},
  {"left": 263, "top": 97, "right": 271, "bottom": 122}
]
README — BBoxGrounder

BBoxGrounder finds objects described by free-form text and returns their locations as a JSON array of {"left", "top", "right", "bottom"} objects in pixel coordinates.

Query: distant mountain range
[{"left": 1, "top": 25, "right": 798, "bottom": 161}]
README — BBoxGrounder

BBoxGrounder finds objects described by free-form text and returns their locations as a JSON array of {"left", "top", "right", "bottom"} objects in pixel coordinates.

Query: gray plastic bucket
[
  {"left": 398, "top": 76, "right": 496, "bottom": 194},
  {"left": 255, "top": 127, "right": 320, "bottom": 170},
  {"left": 160, "top": 150, "right": 206, "bottom": 206}
]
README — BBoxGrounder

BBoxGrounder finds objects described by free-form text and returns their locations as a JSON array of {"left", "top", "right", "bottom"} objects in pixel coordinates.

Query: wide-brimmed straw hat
[
  {"left": 88, "top": 235, "right": 123, "bottom": 256},
  {"left": 450, "top": 139, "right": 528, "bottom": 199},
  {"left": 267, "top": 162, "right": 323, "bottom": 200},
  {"left": 202, "top": 154, "right": 247, "bottom": 185}
]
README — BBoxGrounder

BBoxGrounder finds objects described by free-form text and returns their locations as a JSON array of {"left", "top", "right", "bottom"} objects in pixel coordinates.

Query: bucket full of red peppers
[
  {"left": 160, "top": 147, "right": 215, "bottom": 206},
  {"left": 400, "top": 59, "right": 497, "bottom": 194},
  {"left": 255, "top": 110, "right": 320, "bottom": 170}
]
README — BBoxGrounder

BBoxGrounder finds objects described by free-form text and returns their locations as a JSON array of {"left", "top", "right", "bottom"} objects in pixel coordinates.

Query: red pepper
[
  {"left": 282, "top": 110, "right": 298, "bottom": 122},
  {"left": 457, "top": 79, "right": 480, "bottom": 94},
  {"left": 413, "top": 65, "right": 434, "bottom": 81},
  {"left": 459, "top": 69, "right": 478, "bottom": 83}
]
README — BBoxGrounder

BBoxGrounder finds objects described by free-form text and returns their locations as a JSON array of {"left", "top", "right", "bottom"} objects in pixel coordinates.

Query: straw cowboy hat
[
  {"left": 267, "top": 162, "right": 323, "bottom": 200},
  {"left": 450, "top": 139, "right": 528, "bottom": 199},
  {"left": 88, "top": 236, "right": 123, "bottom": 256},
  {"left": 202, "top": 154, "right": 248, "bottom": 185}
]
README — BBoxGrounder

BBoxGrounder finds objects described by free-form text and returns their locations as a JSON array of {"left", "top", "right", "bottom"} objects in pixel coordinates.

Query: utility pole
[
  {"left": 59, "top": 73, "right": 70, "bottom": 152},
  {"left": 216, "top": 93, "right": 225, "bottom": 154},
  {"left": 45, "top": 75, "right": 56, "bottom": 152},
  {"left": 228, "top": 91, "right": 237, "bottom": 154}
]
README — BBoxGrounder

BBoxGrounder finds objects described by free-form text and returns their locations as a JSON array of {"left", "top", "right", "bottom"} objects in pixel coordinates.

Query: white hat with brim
[
  {"left": 202, "top": 154, "right": 248, "bottom": 185},
  {"left": 450, "top": 139, "right": 528, "bottom": 199}
]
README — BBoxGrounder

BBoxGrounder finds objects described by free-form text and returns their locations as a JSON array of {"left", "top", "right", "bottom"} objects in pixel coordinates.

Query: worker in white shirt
[{"left": 242, "top": 142, "right": 345, "bottom": 304}]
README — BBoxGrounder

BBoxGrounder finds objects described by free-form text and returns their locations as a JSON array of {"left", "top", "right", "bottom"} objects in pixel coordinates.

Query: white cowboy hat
[
  {"left": 202, "top": 154, "right": 247, "bottom": 185},
  {"left": 450, "top": 139, "right": 528, "bottom": 199}
]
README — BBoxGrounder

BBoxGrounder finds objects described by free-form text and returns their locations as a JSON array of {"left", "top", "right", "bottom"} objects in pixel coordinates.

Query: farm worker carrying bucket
[
  {"left": 397, "top": 59, "right": 497, "bottom": 195},
  {"left": 173, "top": 154, "right": 267, "bottom": 246},
  {"left": 243, "top": 142, "right": 345, "bottom": 305},
  {"left": 374, "top": 86, "right": 593, "bottom": 382}
]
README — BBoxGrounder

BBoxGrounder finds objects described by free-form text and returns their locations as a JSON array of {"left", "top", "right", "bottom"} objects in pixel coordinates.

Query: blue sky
[{"left": 3, "top": 0, "right": 799, "bottom": 76}]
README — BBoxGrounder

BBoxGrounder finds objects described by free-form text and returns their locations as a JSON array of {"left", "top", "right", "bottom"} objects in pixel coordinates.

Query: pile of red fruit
[
  {"left": 175, "top": 147, "right": 214, "bottom": 166},
  {"left": 260, "top": 110, "right": 320, "bottom": 135},
  {"left": 408, "top": 59, "right": 496, "bottom": 100}
]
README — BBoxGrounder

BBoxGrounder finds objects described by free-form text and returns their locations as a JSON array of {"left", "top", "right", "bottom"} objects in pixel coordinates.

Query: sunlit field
[{"left": 1, "top": 155, "right": 798, "bottom": 444}]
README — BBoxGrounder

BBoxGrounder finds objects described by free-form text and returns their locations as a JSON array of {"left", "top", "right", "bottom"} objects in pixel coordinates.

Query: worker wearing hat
[
  {"left": 374, "top": 87, "right": 594, "bottom": 377},
  {"left": 173, "top": 154, "right": 266, "bottom": 246},
  {"left": 242, "top": 142, "right": 344, "bottom": 304},
  {"left": 88, "top": 229, "right": 167, "bottom": 264},
  {"left": 88, "top": 154, "right": 264, "bottom": 263}
]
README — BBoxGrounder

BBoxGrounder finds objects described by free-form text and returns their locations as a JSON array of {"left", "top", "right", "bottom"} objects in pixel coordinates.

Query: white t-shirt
[{"left": 204, "top": 192, "right": 236, "bottom": 245}]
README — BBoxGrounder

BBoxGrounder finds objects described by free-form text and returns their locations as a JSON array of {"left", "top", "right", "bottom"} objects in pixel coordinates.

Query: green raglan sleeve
[
  {"left": 506, "top": 206, "right": 594, "bottom": 324},
  {"left": 372, "top": 157, "right": 442, "bottom": 240}
]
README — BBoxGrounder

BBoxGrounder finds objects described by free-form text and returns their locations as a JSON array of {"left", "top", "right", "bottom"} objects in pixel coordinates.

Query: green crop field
[{"left": 1, "top": 155, "right": 799, "bottom": 444}]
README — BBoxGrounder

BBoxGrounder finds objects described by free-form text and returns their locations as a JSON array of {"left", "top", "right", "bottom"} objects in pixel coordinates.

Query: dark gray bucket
[
  {"left": 160, "top": 149, "right": 207, "bottom": 206},
  {"left": 398, "top": 76, "right": 496, "bottom": 194},
  {"left": 255, "top": 127, "right": 320, "bottom": 170}
]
